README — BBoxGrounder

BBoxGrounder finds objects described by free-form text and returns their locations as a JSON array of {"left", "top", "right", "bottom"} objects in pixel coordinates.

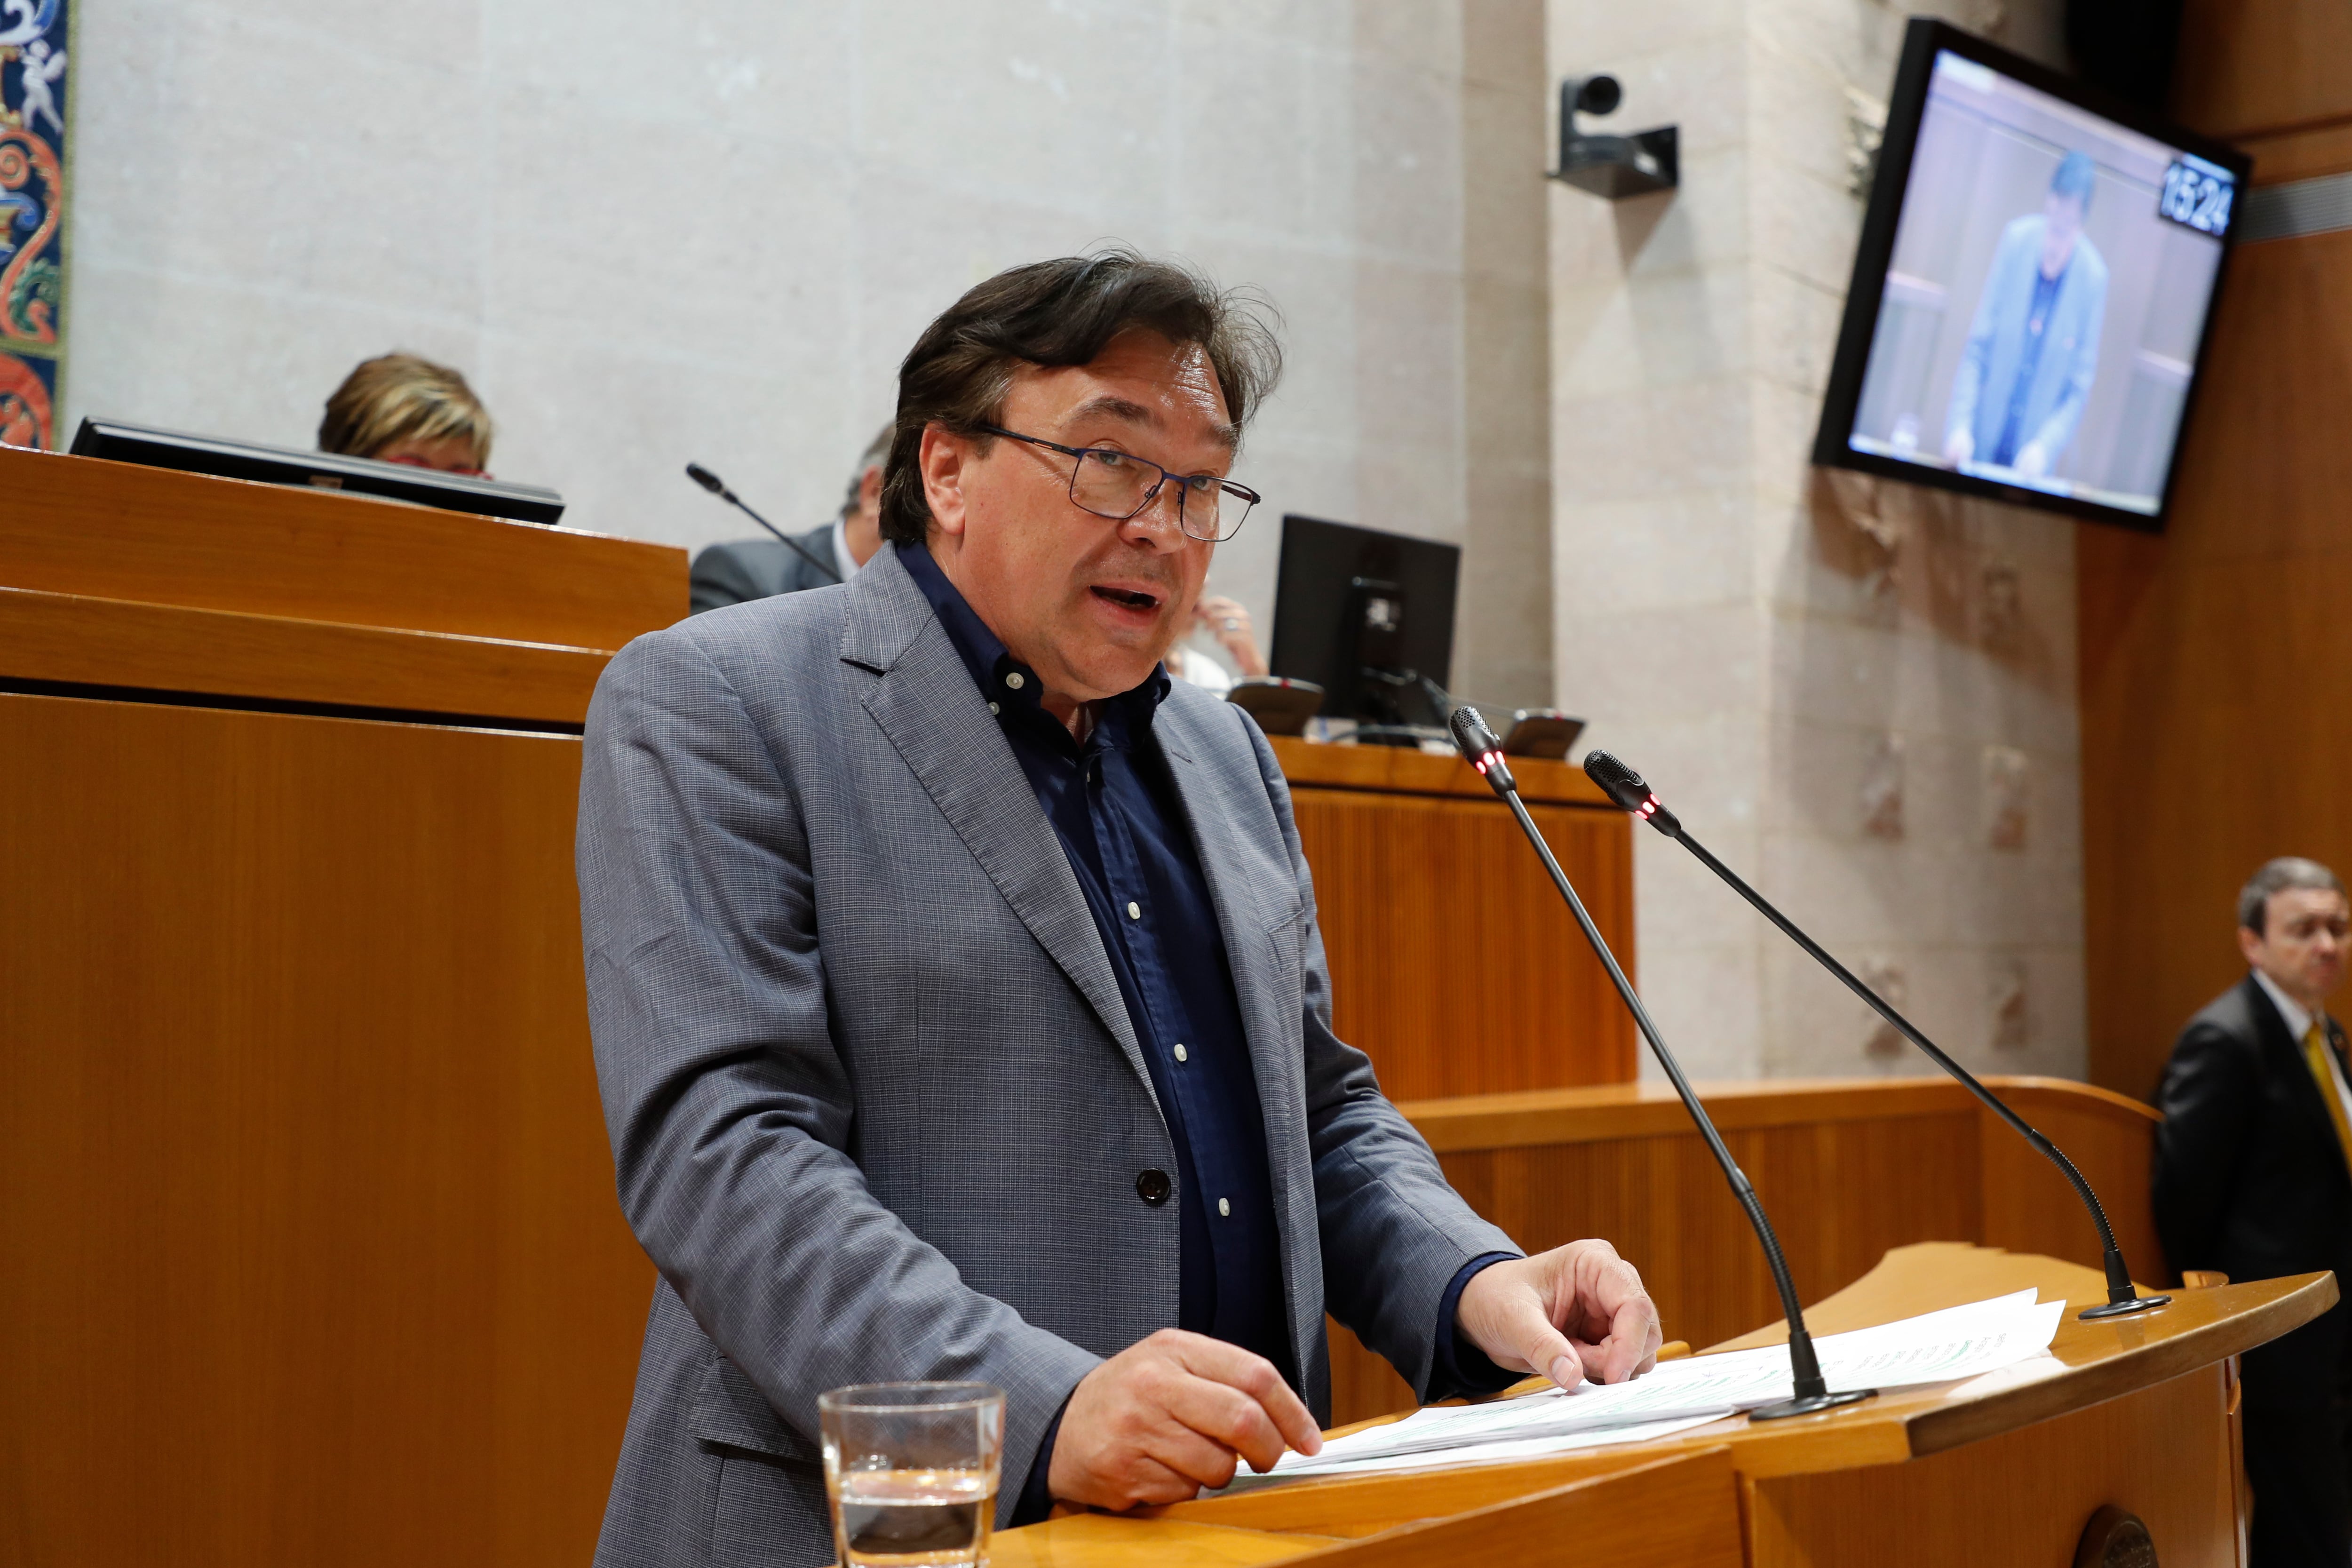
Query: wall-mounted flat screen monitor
[
  {"left": 1267, "top": 513, "right": 1459, "bottom": 725},
  {"left": 1812, "top": 19, "right": 2250, "bottom": 530}
]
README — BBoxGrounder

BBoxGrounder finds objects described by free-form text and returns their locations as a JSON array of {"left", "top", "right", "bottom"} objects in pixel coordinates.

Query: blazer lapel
[
  {"left": 2244, "top": 975, "right": 2346, "bottom": 1158},
  {"left": 842, "top": 550, "right": 1158, "bottom": 1106}
]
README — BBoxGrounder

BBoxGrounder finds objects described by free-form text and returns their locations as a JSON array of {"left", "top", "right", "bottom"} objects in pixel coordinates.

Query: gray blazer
[
  {"left": 577, "top": 544, "right": 1518, "bottom": 1568},
  {"left": 688, "top": 524, "right": 843, "bottom": 615},
  {"left": 1947, "top": 215, "right": 2110, "bottom": 470}
]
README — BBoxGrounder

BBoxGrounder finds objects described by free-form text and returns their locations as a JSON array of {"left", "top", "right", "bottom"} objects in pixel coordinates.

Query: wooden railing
[{"left": 1327, "top": 1075, "right": 2163, "bottom": 1424}]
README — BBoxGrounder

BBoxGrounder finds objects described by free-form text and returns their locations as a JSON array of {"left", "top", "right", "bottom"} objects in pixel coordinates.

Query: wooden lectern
[
  {"left": 0, "top": 448, "right": 680, "bottom": 1568},
  {"left": 993, "top": 1244, "right": 2333, "bottom": 1567}
]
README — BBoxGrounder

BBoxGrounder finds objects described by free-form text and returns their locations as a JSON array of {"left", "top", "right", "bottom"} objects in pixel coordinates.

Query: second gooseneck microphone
[
  {"left": 1581, "top": 748, "right": 2169, "bottom": 1322},
  {"left": 1449, "top": 707, "right": 1874, "bottom": 1420},
  {"left": 685, "top": 462, "right": 845, "bottom": 586}
]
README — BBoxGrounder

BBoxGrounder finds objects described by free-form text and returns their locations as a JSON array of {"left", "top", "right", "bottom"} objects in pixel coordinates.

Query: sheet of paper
[
  {"left": 1223, "top": 1412, "right": 1730, "bottom": 1490},
  {"left": 1268, "top": 1289, "right": 2064, "bottom": 1475}
]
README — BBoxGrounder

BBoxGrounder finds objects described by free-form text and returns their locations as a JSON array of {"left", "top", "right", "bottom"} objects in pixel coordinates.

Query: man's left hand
[{"left": 1454, "top": 1240, "right": 1662, "bottom": 1390}]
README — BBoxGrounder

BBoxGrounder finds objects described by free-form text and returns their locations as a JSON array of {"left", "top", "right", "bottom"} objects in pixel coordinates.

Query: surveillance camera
[
  {"left": 1551, "top": 72, "right": 1677, "bottom": 198},
  {"left": 1569, "top": 74, "right": 1622, "bottom": 118}
]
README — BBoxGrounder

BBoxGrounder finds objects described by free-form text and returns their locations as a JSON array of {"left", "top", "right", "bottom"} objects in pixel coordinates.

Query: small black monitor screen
[
  {"left": 1267, "top": 513, "right": 1460, "bottom": 724},
  {"left": 1817, "top": 25, "right": 2247, "bottom": 527}
]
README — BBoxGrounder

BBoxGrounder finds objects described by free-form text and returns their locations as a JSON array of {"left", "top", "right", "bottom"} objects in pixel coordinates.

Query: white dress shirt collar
[
  {"left": 2253, "top": 966, "right": 2321, "bottom": 1043},
  {"left": 831, "top": 516, "right": 863, "bottom": 582}
]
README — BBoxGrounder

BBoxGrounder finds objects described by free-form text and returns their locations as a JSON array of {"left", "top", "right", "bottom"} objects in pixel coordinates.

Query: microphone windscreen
[
  {"left": 1447, "top": 704, "right": 1502, "bottom": 760},
  {"left": 685, "top": 462, "right": 725, "bottom": 493},
  {"left": 1582, "top": 750, "right": 1653, "bottom": 813}
]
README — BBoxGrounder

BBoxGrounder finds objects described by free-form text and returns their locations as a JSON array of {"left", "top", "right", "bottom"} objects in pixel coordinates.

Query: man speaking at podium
[{"left": 576, "top": 250, "right": 1661, "bottom": 1567}]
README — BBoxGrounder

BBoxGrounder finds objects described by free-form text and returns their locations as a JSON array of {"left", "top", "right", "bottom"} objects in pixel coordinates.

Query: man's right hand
[
  {"left": 1047, "top": 1329, "right": 1323, "bottom": 1509},
  {"left": 1943, "top": 428, "right": 1974, "bottom": 467}
]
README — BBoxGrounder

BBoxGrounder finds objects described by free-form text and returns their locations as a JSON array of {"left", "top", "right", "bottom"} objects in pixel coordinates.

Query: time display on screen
[{"left": 2159, "top": 156, "right": 2236, "bottom": 238}]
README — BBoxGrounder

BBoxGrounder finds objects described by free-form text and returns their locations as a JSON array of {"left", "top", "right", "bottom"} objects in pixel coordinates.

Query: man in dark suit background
[
  {"left": 687, "top": 424, "right": 890, "bottom": 613},
  {"left": 2156, "top": 856, "right": 2352, "bottom": 1567}
]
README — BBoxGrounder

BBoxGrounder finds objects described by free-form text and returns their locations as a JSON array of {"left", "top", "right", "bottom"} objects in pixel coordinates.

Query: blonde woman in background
[{"left": 318, "top": 352, "right": 495, "bottom": 477}]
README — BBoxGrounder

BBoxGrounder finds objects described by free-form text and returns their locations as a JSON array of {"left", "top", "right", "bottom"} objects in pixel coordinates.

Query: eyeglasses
[{"left": 977, "top": 424, "right": 1259, "bottom": 543}]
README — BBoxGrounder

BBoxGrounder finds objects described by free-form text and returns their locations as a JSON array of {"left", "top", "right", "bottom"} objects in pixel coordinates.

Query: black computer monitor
[
  {"left": 68, "top": 418, "right": 567, "bottom": 526},
  {"left": 1811, "top": 19, "right": 2249, "bottom": 530},
  {"left": 1267, "top": 513, "right": 1460, "bottom": 725}
]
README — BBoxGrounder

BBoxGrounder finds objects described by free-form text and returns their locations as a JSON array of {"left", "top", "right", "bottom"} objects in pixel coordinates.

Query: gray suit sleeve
[
  {"left": 1237, "top": 717, "right": 1521, "bottom": 1400},
  {"left": 577, "top": 629, "right": 1099, "bottom": 1492}
]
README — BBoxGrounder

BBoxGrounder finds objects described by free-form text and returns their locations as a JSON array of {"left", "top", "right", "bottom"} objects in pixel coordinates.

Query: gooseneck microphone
[
  {"left": 1449, "top": 708, "right": 1874, "bottom": 1420},
  {"left": 684, "top": 462, "right": 844, "bottom": 585},
  {"left": 1581, "top": 748, "right": 2169, "bottom": 1323}
]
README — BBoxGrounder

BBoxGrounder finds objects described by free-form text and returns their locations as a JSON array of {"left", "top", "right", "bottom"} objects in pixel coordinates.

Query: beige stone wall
[
  {"left": 1545, "top": 0, "right": 2086, "bottom": 1080},
  {"left": 61, "top": 0, "right": 1552, "bottom": 705},
  {"left": 1457, "top": 0, "right": 1557, "bottom": 711}
]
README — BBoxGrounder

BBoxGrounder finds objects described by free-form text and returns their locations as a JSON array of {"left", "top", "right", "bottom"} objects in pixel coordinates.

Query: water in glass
[
  {"left": 834, "top": 1466, "right": 994, "bottom": 1566},
  {"left": 821, "top": 1381, "right": 1005, "bottom": 1568}
]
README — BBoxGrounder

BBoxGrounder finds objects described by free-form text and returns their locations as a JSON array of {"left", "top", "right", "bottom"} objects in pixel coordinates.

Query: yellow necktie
[{"left": 2304, "top": 1022, "right": 2352, "bottom": 1178}]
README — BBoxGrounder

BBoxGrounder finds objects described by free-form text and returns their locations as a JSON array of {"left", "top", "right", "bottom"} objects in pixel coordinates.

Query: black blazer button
[{"left": 1135, "top": 1169, "right": 1172, "bottom": 1206}]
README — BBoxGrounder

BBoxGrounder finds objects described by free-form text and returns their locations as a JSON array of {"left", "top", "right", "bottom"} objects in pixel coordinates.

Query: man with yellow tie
[{"left": 2157, "top": 857, "right": 2352, "bottom": 1568}]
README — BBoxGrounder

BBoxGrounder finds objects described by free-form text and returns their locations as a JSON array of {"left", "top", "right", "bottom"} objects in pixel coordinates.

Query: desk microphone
[
  {"left": 684, "top": 462, "right": 844, "bottom": 585},
  {"left": 1580, "top": 748, "right": 2169, "bottom": 1323},
  {"left": 1449, "top": 708, "right": 1874, "bottom": 1420}
]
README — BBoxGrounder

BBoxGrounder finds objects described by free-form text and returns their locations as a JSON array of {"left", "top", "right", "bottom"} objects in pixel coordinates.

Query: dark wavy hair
[{"left": 877, "top": 248, "right": 1283, "bottom": 546}]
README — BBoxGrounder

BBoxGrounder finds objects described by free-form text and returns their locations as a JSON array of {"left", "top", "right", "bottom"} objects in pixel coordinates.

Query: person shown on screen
[
  {"left": 318, "top": 352, "right": 495, "bottom": 476},
  {"left": 1941, "top": 151, "right": 2109, "bottom": 480}
]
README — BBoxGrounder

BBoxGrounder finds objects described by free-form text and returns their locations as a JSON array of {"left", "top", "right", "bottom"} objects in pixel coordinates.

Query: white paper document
[
  {"left": 1231, "top": 1413, "right": 1732, "bottom": 1488},
  {"left": 1258, "top": 1289, "right": 2064, "bottom": 1481}
]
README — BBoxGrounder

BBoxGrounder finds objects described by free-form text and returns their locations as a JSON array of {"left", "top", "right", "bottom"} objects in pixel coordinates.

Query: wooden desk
[
  {"left": 998, "top": 1244, "right": 2330, "bottom": 1566},
  {"left": 0, "top": 449, "right": 681, "bottom": 1568},
  {"left": 1269, "top": 737, "right": 1636, "bottom": 1100}
]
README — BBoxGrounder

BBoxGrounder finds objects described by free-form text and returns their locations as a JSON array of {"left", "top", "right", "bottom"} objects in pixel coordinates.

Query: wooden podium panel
[
  {"left": 0, "top": 451, "right": 683, "bottom": 1568},
  {"left": 1270, "top": 738, "right": 1637, "bottom": 1100},
  {"left": 992, "top": 1446, "right": 1747, "bottom": 1567},
  {"left": 1750, "top": 1368, "right": 2232, "bottom": 1567},
  {"left": 0, "top": 695, "right": 653, "bottom": 1566}
]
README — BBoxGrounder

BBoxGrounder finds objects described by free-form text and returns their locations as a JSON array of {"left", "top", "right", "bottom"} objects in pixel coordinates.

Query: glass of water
[{"left": 819, "top": 1381, "right": 1006, "bottom": 1568}]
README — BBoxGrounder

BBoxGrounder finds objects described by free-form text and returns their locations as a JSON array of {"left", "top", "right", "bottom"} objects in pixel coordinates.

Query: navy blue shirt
[
  {"left": 1993, "top": 256, "right": 2068, "bottom": 468},
  {"left": 894, "top": 545, "right": 1515, "bottom": 1515}
]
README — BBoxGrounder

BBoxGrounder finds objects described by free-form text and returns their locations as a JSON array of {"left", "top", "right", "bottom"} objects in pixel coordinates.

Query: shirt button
[
  {"left": 987, "top": 701, "right": 1000, "bottom": 716},
  {"left": 1135, "top": 1169, "right": 1172, "bottom": 1206},
  {"left": 1126, "top": 901, "right": 1141, "bottom": 921},
  {"left": 1218, "top": 1198, "right": 1232, "bottom": 1218},
  {"left": 1173, "top": 1043, "right": 1188, "bottom": 1063},
  {"left": 1004, "top": 671, "right": 1025, "bottom": 690}
]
